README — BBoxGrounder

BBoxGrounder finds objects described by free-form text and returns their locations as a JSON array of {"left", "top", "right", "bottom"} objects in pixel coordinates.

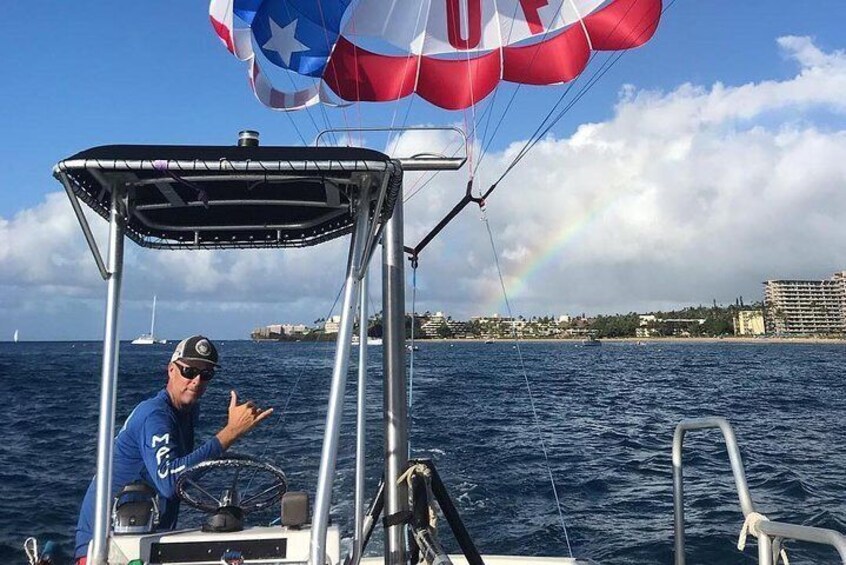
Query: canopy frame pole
[
  {"left": 58, "top": 171, "right": 109, "bottom": 280},
  {"left": 310, "top": 184, "right": 373, "bottom": 565},
  {"left": 383, "top": 187, "right": 409, "bottom": 563},
  {"left": 90, "top": 186, "right": 126, "bottom": 565},
  {"left": 356, "top": 173, "right": 392, "bottom": 280},
  {"left": 352, "top": 266, "right": 369, "bottom": 565}
]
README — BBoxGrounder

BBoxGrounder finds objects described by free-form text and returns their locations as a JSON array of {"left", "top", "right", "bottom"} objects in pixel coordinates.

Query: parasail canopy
[{"left": 210, "top": 0, "right": 662, "bottom": 111}]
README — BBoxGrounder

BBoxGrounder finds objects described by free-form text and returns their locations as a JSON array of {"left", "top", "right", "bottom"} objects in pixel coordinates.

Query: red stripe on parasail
[
  {"left": 416, "top": 50, "right": 501, "bottom": 110},
  {"left": 209, "top": 16, "right": 235, "bottom": 54},
  {"left": 585, "top": 0, "right": 662, "bottom": 50},
  {"left": 502, "top": 24, "right": 590, "bottom": 85},
  {"left": 322, "top": 0, "right": 662, "bottom": 110},
  {"left": 322, "top": 37, "right": 417, "bottom": 103}
]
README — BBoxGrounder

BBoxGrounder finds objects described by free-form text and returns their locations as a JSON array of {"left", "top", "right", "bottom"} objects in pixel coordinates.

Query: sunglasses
[{"left": 174, "top": 362, "right": 215, "bottom": 382}]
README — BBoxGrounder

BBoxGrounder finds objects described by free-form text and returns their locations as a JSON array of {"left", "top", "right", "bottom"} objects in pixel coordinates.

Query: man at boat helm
[{"left": 74, "top": 335, "right": 274, "bottom": 564}]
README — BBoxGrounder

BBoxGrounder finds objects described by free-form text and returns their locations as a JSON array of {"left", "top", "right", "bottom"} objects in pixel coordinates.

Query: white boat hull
[
  {"left": 105, "top": 524, "right": 581, "bottom": 565},
  {"left": 362, "top": 555, "right": 582, "bottom": 564},
  {"left": 130, "top": 336, "right": 166, "bottom": 345},
  {"left": 109, "top": 525, "right": 339, "bottom": 565}
]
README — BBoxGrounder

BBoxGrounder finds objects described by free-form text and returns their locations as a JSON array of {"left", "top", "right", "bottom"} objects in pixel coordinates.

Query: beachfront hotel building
[
  {"left": 733, "top": 310, "right": 765, "bottom": 336},
  {"left": 323, "top": 315, "right": 342, "bottom": 334},
  {"left": 763, "top": 271, "right": 846, "bottom": 335}
]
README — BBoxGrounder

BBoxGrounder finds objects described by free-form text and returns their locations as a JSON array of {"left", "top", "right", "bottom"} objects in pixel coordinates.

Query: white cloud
[
  {"left": 0, "top": 192, "right": 104, "bottom": 293},
  {"left": 2, "top": 36, "right": 846, "bottom": 338},
  {"left": 402, "top": 36, "right": 846, "bottom": 316}
]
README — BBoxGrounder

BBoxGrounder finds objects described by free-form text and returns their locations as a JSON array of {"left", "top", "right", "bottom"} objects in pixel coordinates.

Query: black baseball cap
[{"left": 170, "top": 335, "right": 220, "bottom": 367}]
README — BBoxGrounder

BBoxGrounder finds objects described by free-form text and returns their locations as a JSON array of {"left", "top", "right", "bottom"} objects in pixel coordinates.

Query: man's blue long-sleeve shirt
[{"left": 75, "top": 389, "right": 223, "bottom": 558}]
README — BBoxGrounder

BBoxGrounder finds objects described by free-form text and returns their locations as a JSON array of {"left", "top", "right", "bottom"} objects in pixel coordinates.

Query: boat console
[
  {"left": 107, "top": 456, "right": 339, "bottom": 565},
  {"left": 52, "top": 133, "right": 593, "bottom": 565},
  {"left": 108, "top": 524, "right": 339, "bottom": 565}
]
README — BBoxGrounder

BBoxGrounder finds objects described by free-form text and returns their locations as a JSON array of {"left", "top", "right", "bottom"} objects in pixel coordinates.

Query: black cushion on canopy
[{"left": 54, "top": 144, "right": 402, "bottom": 249}]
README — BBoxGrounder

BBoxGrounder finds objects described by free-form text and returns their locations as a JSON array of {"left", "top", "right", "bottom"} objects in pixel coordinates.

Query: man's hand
[{"left": 216, "top": 390, "right": 274, "bottom": 450}]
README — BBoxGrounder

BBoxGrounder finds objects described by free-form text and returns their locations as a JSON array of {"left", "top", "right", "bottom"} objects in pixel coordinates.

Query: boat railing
[
  {"left": 672, "top": 417, "right": 846, "bottom": 565},
  {"left": 315, "top": 126, "right": 468, "bottom": 171}
]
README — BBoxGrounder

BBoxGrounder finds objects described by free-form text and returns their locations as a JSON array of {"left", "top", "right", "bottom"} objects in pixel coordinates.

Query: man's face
[{"left": 166, "top": 359, "right": 215, "bottom": 409}]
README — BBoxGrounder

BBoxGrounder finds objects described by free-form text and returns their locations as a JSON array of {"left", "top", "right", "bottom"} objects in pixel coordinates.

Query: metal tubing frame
[
  {"left": 360, "top": 479, "right": 386, "bottom": 555},
  {"left": 409, "top": 471, "right": 452, "bottom": 565},
  {"left": 382, "top": 188, "right": 409, "bottom": 563},
  {"left": 315, "top": 126, "right": 468, "bottom": 172},
  {"left": 58, "top": 172, "right": 109, "bottom": 280},
  {"left": 421, "top": 460, "right": 485, "bottom": 565},
  {"left": 55, "top": 158, "right": 398, "bottom": 175},
  {"left": 352, "top": 267, "right": 369, "bottom": 565},
  {"left": 133, "top": 208, "right": 347, "bottom": 233},
  {"left": 673, "top": 417, "right": 846, "bottom": 564},
  {"left": 761, "top": 521, "right": 846, "bottom": 561},
  {"left": 758, "top": 533, "right": 773, "bottom": 565},
  {"left": 356, "top": 174, "right": 391, "bottom": 280},
  {"left": 310, "top": 190, "right": 372, "bottom": 565},
  {"left": 89, "top": 187, "right": 126, "bottom": 565}
]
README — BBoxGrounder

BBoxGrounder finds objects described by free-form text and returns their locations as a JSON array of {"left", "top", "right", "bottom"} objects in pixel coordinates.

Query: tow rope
[
  {"left": 737, "top": 512, "right": 790, "bottom": 564},
  {"left": 24, "top": 537, "right": 39, "bottom": 565}
]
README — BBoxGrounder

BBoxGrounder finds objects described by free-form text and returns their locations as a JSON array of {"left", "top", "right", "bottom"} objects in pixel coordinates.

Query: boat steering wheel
[{"left": 176, "top": 456, "right": 288, "bottom": 514}]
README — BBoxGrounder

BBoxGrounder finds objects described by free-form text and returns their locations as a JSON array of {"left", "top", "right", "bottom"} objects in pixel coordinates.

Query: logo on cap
[{"left": 196, "top": 339, "right": 211, "bottom": 357}]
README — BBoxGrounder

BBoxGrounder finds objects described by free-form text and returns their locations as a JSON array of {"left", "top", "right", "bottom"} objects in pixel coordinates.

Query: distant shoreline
[
  {"left": 5, "top": 336, "right": 845, "bottom": 345},
  {"left": 425, "top": 336, "right": 846, "bottom": 345}
]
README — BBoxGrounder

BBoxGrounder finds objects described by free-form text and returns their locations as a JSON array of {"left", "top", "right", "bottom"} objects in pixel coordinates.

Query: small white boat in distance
[
  {"left": 581, "top": 335, "right": 601, "bottom": 347},
  {"left": 131, "top": 296, "right": 166, "bottom": 345},
  {"left": 13, "top": 329, "right": 19, "bottom": 343},
  {"left": 352, "top": 336, "right": 383, "bottom": 346}
]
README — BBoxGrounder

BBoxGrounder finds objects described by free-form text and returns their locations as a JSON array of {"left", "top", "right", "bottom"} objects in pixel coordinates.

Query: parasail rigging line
[
  {"left": 282, "top": 106, "right": 310, "bottom": 146},
  {"left": 484, "top": 0, "right": 678, "bottom": 197},
  {"left": 384, "top": 1, "right": 429, "bottom": 155},
  {"left": 243, "top": 279, "right": 347, "bottom": 493},
  {"left": 472, "top": 0, "right": 525, "bottom": 181},
  {"left": 472, "top": 0, "right": 575, "bottom": 178},
  {"left": 402, "top": 96, "right": 503, "bottom": 204},
  {"left": 272, "top": 0, "right": 338, "bottom": 145},
  {"left": 347, "top": 7, "right": 363, "bottom": 136},
  {"left": 315, "top": 0, "right": 354, "bottom": 141},
  {"left": 403, "top": 0, "right": 663, "bottom": 263},
  {"left": 408, "top": 258, "right": 418, "bottom": 458},
  {"left": 480, "top": 206, "right": 574, "bottom": 558},
  {"left": 460, "top": 15, "right": 480, "bottom": 175},
  {"left": 476, "top": 0, "right": 646, "bottom": 181},
  {"left": 400, "top": 105, "right": 498, "bottom": 206}
]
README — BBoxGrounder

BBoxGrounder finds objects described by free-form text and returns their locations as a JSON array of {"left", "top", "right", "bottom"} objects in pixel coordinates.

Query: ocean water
[{"left": 1, "top": 340, "right": 845, "bottom": 564}]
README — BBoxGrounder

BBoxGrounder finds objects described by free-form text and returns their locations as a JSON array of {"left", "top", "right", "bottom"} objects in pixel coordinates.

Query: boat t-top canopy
[
  {"left": 53, "top": 142, "right": 402, "bottom": 251},
  {"left": 54, "top": 131, "right": 473, "bottom": 565}
]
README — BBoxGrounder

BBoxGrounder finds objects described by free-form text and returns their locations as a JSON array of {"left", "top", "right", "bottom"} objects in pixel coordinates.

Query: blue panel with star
[{"left": 250, "top": 0, "right": 351, "bottom": 78}]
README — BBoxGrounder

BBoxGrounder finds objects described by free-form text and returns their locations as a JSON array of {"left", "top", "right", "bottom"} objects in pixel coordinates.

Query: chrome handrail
[
  {"left": 315, "top": 126, "right": 468, "bottom": 171},
  {"left": 673, "top": 417, "right": 846, "bottom": 564}
]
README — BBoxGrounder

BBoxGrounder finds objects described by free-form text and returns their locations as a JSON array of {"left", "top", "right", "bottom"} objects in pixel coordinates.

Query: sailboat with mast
[
  {"left": 13, "top": 329, "right": 19, "bottom": 343},
  {"left": 131, "top": 296, "right": 166, "bottom": 345}
]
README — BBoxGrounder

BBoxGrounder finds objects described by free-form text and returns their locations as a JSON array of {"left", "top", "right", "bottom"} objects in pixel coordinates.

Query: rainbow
[{"left": 484, "top": 189, "right": 626, "bottom": 314}]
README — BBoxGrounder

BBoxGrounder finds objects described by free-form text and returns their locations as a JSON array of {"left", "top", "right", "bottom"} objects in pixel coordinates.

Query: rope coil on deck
[{"left": 738, "top": 512, "right": 790, "bottom": 564}]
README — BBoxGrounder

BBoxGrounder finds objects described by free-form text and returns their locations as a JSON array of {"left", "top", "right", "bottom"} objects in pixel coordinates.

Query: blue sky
[
  {"left": 3, "top": 0, "right": 843, "bottom": 213},
  {"left": 2, "top": 1, "right": 846, "bottom": 340}
]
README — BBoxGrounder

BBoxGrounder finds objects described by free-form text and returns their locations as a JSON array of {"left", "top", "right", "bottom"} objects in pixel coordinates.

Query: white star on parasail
[{"left": 262, "top": 17, "right": 308, "bottom": 68}]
